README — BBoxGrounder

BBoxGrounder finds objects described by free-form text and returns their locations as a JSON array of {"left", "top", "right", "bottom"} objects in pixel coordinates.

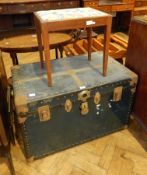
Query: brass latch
[
  {"left": 80, "top": 102, "right": 89, "bottom": 115},
  {"left": 113, "top": 86, "right": 123, "bottom": 102},
  {"left": 38, "top": 105, "right": 51, "bottom": 122},
  {"left": 65, "top": 99, "right": 73, "bottom": 112},
  {"left": 94, "top": 92, "right": 101, "bottom": 105},
  {"left": 78, "top": 90, "right": 90, "bottom": 102},
  {"left": 78, "top": 90, "right": 90, "bottom": 115}
]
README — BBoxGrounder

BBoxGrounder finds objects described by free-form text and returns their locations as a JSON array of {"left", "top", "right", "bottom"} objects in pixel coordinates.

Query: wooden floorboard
[{"left": 0, "top": 51, "right": 147, "bottom": 175}]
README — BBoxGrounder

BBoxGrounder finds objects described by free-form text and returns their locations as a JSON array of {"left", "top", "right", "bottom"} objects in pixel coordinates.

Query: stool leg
[
  {"left": 42, "top": 24, "right": 52, "bottom": 86},
  {"left": 37, "top": 32, "right": 44, "bottom": 67},
  {"left": 10, "top": 53, "right": 18, "bottom": 65},
  {"left": 34, "top": 16, "right": 44, "bottom": 67},
  {"left": 103, "top": 17, "right": 112, "bottom": 76},
  {"left": 87, "top": 27, "right": 92, "bottom": 61}
]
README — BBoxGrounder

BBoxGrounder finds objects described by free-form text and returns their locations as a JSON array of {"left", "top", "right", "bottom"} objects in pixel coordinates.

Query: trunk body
[{"left": 12, "top": 52, "right": 137, "bottom": 159}]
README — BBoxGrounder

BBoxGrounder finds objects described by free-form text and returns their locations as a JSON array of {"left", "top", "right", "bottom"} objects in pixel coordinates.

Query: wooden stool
[
  {"left": 0, "top": 29, "right": 72, "bottom": 65},
  {"left": 34, "top": 7, "right": 112, "bottom": 86}
]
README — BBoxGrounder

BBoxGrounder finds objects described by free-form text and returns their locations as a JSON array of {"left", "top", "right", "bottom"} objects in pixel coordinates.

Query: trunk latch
[
  {"left": 38, "top": 105, "right": 51, "bottom": 122},
  {"left": 78, "top": 90, "right": 90, "bottom": 102},
  {"left": 113, "top": 86, "right": 123, "bottom": 102},
  {"left": 65, "top": 99, "right": 73, "bottom": 112},
  {"left": 80, "top": 102, "right": 89, "bottom": 115},
  {"left": 94, "top": 92, "right": 101, "bottom": 105},
  {"left": 78, "top": 90, "right": 90, "bottom": 115}
]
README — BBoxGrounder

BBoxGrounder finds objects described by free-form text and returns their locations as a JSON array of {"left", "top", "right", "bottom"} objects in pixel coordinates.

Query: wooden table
[
  {"left": 0, "top": 29, "right": 72, "bottom": 65},
  {"left": 0, "top": 0, "right": 80, "bottom": 14},
  {"left": 83, "top": 0, "right": 135, "bottom": 30},
  {"left": 0, "top": 0, "right": 80, "bottom": 30},
  {"left": 83, "top": 0, "right": 135, "bottom": 12},
  {"left": 34, "top": 7, "right": 112, "bottom": 86}
]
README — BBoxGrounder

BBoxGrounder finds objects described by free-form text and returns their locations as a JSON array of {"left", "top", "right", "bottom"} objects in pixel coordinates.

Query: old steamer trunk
[{"left": 12, "top": 52, "right": 137, "bottom": 160}]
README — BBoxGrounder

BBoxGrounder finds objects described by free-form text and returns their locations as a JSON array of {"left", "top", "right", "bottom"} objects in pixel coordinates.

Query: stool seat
[{"left": 0, "top": 29, "right": 72, "bottom": 64}]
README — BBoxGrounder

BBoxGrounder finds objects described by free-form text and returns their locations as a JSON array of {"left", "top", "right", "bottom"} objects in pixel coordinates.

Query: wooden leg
[
  {"left": 87, "top": 27, "right": 92, "bottom": 61},
  {"left": 36, "top": 29, "right": 44, "bottom": 68},
  {"left": 116, "top": 58, "right": 124, "bottom": 64},
  {"left": 103, "top": 17, "right": 112, "bottom": 76},
  {"left": 0, "top": 146, "right": 16, "bottom": 175},
  {"left": 7, "top": 149, "right": 16, "bottom": 175},
  {"left": 42, "top": 24, "right": 52, "bottom": 87},
  {"left": 59, "top": 46, "right": 63, "bottom": 58},
  {"left": 34, "top": 16, "right": 44, "bottom": 68},
  {"left": 10, "top": 52, "right": 18, "bottom": 65},
  {"left": 55, "top": 48, "right": 59, "bottom": 59}
]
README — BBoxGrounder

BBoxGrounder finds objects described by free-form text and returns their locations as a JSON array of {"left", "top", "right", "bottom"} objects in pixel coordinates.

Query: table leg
[
  {"left": 87, "top": 27, "right": 92, "bottom": 61},
  {"left": 59, "top": 46, "right": 63, "bottom": 58},
  {"left": 103, "top": 17, "right": 112, "bottom": 76},
  {"left": 55, "top": 48, "right": 59, "bottom": 59},
  {"left": 42, "top": 24, "right": 52, "bottom": 87},
  {"left": 10, "top": 52, "right": 18, "bottom": 65}
]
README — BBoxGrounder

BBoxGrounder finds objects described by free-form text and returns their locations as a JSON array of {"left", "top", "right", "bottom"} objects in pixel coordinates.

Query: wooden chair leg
[{"left": 10, "top": 53, "right": 18, "bottom": 65}]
